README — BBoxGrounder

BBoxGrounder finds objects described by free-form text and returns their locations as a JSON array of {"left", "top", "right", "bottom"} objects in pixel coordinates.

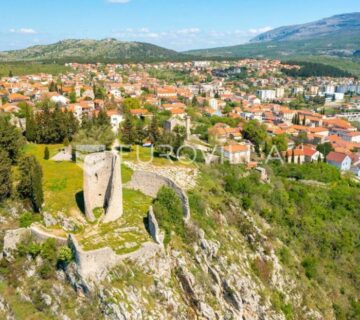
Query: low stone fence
[
  {"left": 125, "top": 171, "right": 191, "bottom": 221},
  {"left": 2, "top": 225, "right": 67, "bottom": 259},
  {"left": 2, "top": 225, "right": 162, "bottom": 281}
]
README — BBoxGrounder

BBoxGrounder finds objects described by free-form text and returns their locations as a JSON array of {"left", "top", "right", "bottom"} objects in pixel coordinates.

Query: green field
[
  {"left": 24, "top": 144, "right": 83, "bottom": 218},
  {"left": 0, "top": 62, "right": 69, "bottom": 77},
  {"left": 120, "top": 146, "right": 195, "bottom": 168}
]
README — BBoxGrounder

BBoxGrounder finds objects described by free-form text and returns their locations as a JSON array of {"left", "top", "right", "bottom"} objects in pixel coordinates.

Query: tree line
[
  {"left": 282, "top": 61, "right": 354, "bottom": 78},
  {"left": 0, "top": 116, "right": 43, "bottom": 212}
]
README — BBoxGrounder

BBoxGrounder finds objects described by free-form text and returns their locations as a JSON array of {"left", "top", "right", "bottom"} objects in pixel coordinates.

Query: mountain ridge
[
  {"left": 185, "top": 13, "right": 360, "bottom": 75},
  {"left": 250, "top": 12, "right": 360, "bottom": 43},
  {"left": 0, "top": 38, "right": 189, "bottom": 63}
]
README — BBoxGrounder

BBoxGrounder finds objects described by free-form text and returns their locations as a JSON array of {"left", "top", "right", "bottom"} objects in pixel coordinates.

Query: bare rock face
[{"left": 83, "top": 152, "right": 123, "bottom": 222}]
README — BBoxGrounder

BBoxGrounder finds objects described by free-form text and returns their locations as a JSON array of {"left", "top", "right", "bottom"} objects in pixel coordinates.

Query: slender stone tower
[{"left": 83, "top": 151, "right": 123, "bottom": 222}]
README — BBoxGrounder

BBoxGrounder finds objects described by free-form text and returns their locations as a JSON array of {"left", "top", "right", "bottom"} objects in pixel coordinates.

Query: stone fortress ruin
[
  {"left": 83, "top": 151, "right": 123, "bottom": 223},
  {"left": 3, "top": 148, "right": 194, "bottom": 282}
]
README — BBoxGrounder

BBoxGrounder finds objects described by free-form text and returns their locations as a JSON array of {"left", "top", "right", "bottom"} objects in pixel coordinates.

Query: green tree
[
  {"left": 94, "top": 109, "right": 110, "bottom": 127},
  {"left": 25, "top": 106, "right": 37, "bottom": 142},
  {"left": 191, "top": 96, "right": 198, "bottom": 107},
  {"left": 0, "top": 150, "right": 12, "bottom": 201},
  {"left": 48, "top": 81, "right": 57, "bottom": 92},
  {"left": 316, "top": 142, "right": 334, "bottom": 158},
  {"left": 134, "top": 120, "right": 147, "bottom": 145},
  {"left": 122, "top": 98, "right": 141, "bottom": 113},
  {"left": 69, "top": 91, "right": 77, "bottom": 103},
  {"left": 0, "top": 117, "right": 24, "bottom": 163},
  {"left": 17, "top": 155, "right": 44, "bottom": 212},
  {"left": 272, "top": 134, "right": 288, "bottom": 152},
  {"left": 242, "top": 120, "right": 267, "bottom": 153},
  {"left": 73, "top": 126, "right": 115, "bottom": 149},
  {"left": 173, "top": 125, "right": 187, "bottom": 153},
  {"left": 8, "top": 70, "right": 13, "bottom": 77},
  {"left": 120, "top": 115, "right": 136, "bottom": 145},
  {"left": 57, "top": 246, "right": 72, "bottom": 266},
  {"left": 44, "top": 147, "right": 50, "bottom": 160},
  {"left": 149, "top": 115, "right": 160, "bottom": 145}
]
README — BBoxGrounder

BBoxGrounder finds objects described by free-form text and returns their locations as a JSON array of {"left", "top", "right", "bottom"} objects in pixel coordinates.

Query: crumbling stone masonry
[
  {"left": 83, "top": 152, "right": 123, "bottom": 222},
  {"left": 147, "top": 206, "right": 164, "bottom": 245}
]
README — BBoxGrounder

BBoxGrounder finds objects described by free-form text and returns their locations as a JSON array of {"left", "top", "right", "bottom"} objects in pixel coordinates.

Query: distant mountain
[
  {"left": 186, "top": 13, "right": 360, "bottom": 75},
  {"left": 0, "top": 38, "right": 188, "bottom": 63},
  {"left": 251, "top": 13, "right": 360, "bottom": 43}
]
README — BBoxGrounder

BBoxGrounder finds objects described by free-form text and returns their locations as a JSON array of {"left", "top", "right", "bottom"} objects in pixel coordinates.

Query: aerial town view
[{"left": 0, "top": 0, "right": 360, "bottom": 319}]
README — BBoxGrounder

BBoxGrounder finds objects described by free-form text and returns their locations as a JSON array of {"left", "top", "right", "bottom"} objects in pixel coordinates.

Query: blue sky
[{"left": 1, "top": 0, "right": 359, "bottom": 51}]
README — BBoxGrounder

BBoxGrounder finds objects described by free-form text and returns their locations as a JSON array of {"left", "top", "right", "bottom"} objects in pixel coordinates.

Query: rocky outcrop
[{"left": 2, "top": 228, "right": 30, "bottom": 260}]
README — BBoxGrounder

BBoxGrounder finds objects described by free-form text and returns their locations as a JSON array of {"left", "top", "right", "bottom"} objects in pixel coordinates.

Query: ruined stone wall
[
  {"left": 30, "top": 226, "right": 67, "bottom": 245},
  {"left": 68, "top": 234, "right": 161, "bottom": 280},
  {"left": 83, "top": 152, "right": 123, "bottom": 222},
  {"left": 2, "top": 226, "right": 67, "bottom": 259},
  {"left": 147, "top": 206, "right": 164, "bottom": 245},
  {"left": 2, "top": 227, "right": 161, "bottom": 280},
  {"left": 125, "top": 171, "right": 190, "bottom": 221}
]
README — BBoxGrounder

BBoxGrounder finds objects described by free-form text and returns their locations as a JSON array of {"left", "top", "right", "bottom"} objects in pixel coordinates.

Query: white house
[
  {"left": 327, "top": 151, "right": 352, "bottom": 171},
  {"left": 220, "top": 144, "right": 251, "bottom": 164},
  {"left": 257, "top": 90, "right": 276, "bottom": 101},
  {"left": 107, "top": 111, "right": 124, "bottom": 133},
  {"left": 342, "top": 131, "right": 360, "bottom": 143}
]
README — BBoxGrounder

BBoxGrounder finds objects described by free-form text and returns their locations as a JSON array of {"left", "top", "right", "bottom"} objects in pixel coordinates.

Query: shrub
[
  {"left": 251, "top": 257, "right": 273, "bottom": 284},
  {"left": 19, "top": 212, "right": 41, "bottom": 227},
  {"left": 301, "top": 257, "right": 317, "bottom": 279},
  {"left": 40, "top": 238, "right": 57, "bottom": 264},
  {"left": 242, "top": 196, "right": 252, "bottom": 210},
  {"left": 57, "top": 246, "right": 73, "bottom": 265},
  {"left": 153, "top": 186, "right": 185, "bottom": 246}
]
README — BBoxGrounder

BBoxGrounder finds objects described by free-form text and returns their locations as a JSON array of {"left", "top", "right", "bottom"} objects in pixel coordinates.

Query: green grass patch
[
  {"left": 93, "top": 207, "right": 104, "bottom": 220},
  {"left": 121, "top": 146, "right": 194, "bottom": 168},
  {"left": 121, "top": 164, "right": 133, "bottom": 184},
  {"left": 23, "top": 144, "right": 83, "bottom": 216},
  {"left": 79, "top": 188, "right": 152, "bottom": 254},
  {"left": 0, "top": 281, "right": 52, "bottom": 320},
  {"left": 0, "top": 62, "right": 70, "bottom": 77}
]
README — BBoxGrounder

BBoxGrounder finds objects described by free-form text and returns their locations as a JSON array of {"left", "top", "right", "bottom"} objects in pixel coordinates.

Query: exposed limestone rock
[
  {"left": 3, "top": 228, "right": 30, "bottom": 260},
  {"left": 0, "top": 295, "right": 15, "bottom": 320}
]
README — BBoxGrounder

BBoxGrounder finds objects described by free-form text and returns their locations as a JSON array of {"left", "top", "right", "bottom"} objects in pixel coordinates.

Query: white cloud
[
  {"left": 10, "top": 28, "right": 37, "bottom": 34},
  {"left": 111, "top": 26, "right": 274, "bottom": 50},
  {"left": 108, "top": 0, "right": 131, "bottom": 3},
  {"left": 176, "top": 28, "right": 201, "bottom": 35},
  {"left": 248, "top": 26, "right": 273, "bottom": 35}
]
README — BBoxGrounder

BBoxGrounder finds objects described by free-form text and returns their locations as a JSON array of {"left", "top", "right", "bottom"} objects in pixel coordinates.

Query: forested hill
[
  {"left": 0, "top": 39, "right": 190, "bottom": 63},
  {"left": 281, "top": 61, "right": 355, "bottom": 78}
]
